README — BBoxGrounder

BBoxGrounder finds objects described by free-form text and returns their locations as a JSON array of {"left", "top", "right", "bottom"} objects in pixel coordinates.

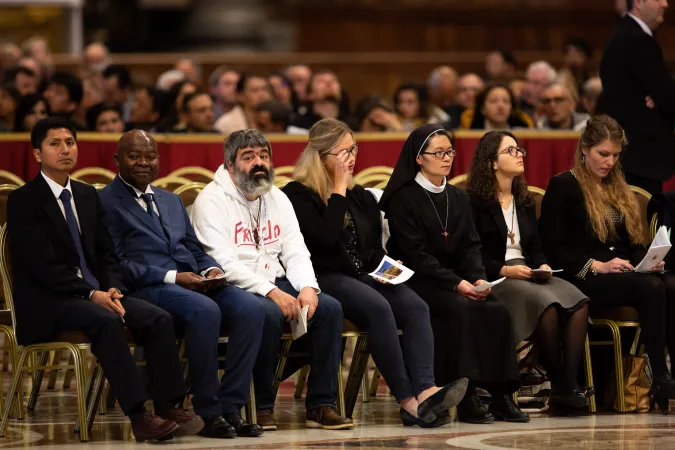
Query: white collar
[
  {"left": 627, "top": 13, "right": 653, "bottom": 36},
  {"left": 415, "top": 171, "right": 446, "bottom": 194},
  {"left": 119, "top": 175, "right": 154, "bottom": 197},
  {"left": 41, "top": 171, "right": 72, "bottom": 200}
]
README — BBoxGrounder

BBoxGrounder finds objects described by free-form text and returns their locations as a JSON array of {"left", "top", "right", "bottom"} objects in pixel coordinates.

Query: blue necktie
[
  {"left": 141, "top": 193, "right": 164, "bottom": 232},
  {"left": 59, "top": 189, "right": 99, "bottom": 289}
]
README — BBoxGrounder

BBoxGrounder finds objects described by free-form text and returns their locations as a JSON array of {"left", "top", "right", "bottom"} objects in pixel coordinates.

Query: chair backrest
[
  {"left": 629, "top": 185, "right": 652, "bottom": 245},
  {"left": 0, "top": 225, "right": 17, "bottom": 327},
  {"left": 168, "top": 166, "right": 215, "bottom": 183},
  {"left": 448, "top": 173, "right": 468, "bottom": 188},
  {"left": 173, "top": 182, "right": 207, "bottom": 210},
  {"left": 0, "top": 184, "right": 18, "bottom": 226},
  {"left": 70, "top": 167, "right": 117, "bottom": 186},
  {"left": 527, "top": 186, "right": 546, "bottom": 220},
  {"left": 274, "top": 166, "right": 295, "bottom": 179},
  {"left": 365, "top": 188, "right": 390, "bottom": 249},
  {"left": 356, "top": 173, "right": 391, "bottom": 188},
  {"left": 274, "top": 176, "right": 293, "bottom": 189},
  {"left": 0, "top": 170, "right": 24, "bottom": 187},
  {"left": 152, "top": 176, "right": 192, "bottom": 191},
  {"left": 353, "top": 166, "right": 393, "bottom": 185}
]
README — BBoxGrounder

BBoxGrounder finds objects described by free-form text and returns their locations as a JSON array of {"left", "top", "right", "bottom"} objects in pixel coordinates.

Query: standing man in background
[{"left": 597, "top": 0, "right": 675, "bottom": 195}]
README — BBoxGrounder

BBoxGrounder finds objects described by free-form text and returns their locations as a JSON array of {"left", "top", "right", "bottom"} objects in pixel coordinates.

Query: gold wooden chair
[
  {"left": 527, "top": 186, "right": 546, "bottom": 219},
  {"left": 356, "top": 174, "right": 390, "bottom": 188},
  {"left": 70, "top": 167, "right": 117, "bottom": 186},
  {"left": 274, "top": 176, "right": 293, "bottom": 189},
  {"left": 448, "top": 173, "right": 468, "bottom": 188},
  {"left": 152, "top": 176, "right": 192, "bottom": 192},
  {"left": 168, "top": 167, "right": 215, "bottom": 183},
  {"left": 629, "top": 185, "right": 653, "bottom": 245},
  {"left": 0, "top": 225, "right": 95, "bottom": 441},
  {"left": 353, "top": 166, "right": 393, "bottom": 185},
  {"left": 173, "top": 182, "right": 207, "bottom": 213},
  {"left": 0, "top": 171, "right": 24, "bottom": 187},
  {"left": 274, "top": 166, "right": 295, "bottom": 179}
]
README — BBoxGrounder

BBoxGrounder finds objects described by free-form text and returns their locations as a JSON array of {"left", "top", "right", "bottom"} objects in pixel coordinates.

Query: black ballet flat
[
  {"left": 653, "top": 373, "right": 675, "bottom": 415},
  {"left": 550, "top": 390, "right": 589, "bottom": 410},
  {"left": 490, "top": 394, "right": 530, "bottom": 423},
  {"left": 417, "top": 377, "right": 469, "bottom": 423},
  {"left": 400, "top": 408, "right": 452, "bottom": 428}
]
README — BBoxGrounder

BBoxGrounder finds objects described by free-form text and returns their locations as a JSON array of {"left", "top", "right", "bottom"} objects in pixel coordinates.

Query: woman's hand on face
[{"left": 332, "top": 150, "right": 353, "bottom": 194}]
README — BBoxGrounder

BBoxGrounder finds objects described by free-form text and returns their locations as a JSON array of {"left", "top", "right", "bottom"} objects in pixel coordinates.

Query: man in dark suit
[
  {"left": 99, "top": 130, "right": 265, "bottom": 438},
  {"left": 6, "top": 117, "right": 202, "bottom": 442},
  {"left": 597, "top": 0, "right": 675, "bottom": 195}
]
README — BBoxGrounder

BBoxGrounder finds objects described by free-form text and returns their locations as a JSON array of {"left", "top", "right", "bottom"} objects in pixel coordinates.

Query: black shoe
[
  {"left": 198, "top": 414, "right": 237, "bottom": 439},
  {"left": 417, "top": 377, "right": 469, "bottom": 422},
  {"left": 457, "top": 388, "right": 494, "bottom": 424},
  {"left": 550, "top": 390, "right": 589, "bottom": 410},
  {"left": 490, "top": 394, "right": 530, "bottom": 423},
  {"left": 400, "top": 408, "right": 452, "bottom": 428},
  {"left": 223, "top": 413, "right": 264, "bottom": 437},
  {"left": 653, "top": 372, "right": 675, "bottom": 415}
]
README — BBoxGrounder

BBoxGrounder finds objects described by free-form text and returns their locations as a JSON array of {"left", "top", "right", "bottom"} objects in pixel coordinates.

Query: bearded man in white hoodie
[{"left": 191, "top": 129, "right": 353, "bottom": 431}]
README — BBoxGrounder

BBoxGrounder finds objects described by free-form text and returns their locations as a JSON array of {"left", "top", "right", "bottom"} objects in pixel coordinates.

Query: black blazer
[
  {"left": 597, "top": 15, "right": 675, "bottom": 181},
  {"left": 470, "top": 195, "right": 547, "bottom": 281},
  {"left": 538, "top": 171, "right": 647, "bottom": 280},
  {"left": 282, "top": 181, "right": 385, "bottom": 276},
  {"left": 6, "top": 175, "right": 126, "bottom": 345}
]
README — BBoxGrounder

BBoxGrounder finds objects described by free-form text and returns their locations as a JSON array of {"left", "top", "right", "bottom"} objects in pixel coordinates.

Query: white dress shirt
[
  {"left": 119, "top": 176, "right": 217, "bottom": 284},
  {"left": 627, "top": 13, "right": 653, "bottom": 37}
]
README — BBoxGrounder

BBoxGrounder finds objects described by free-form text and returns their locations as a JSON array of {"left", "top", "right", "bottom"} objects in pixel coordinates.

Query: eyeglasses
[
  {"left": 541, "top": 96, "right": 567, "bottom": 105},
  {"left": 329, "top": 144, "right": 359, "bottom": 157},
  {"left": 420, "top": 149, "right": 457, "bottom": 159},
  {"left": 498, "top": 146, "right": 527, "bottom": 157}
]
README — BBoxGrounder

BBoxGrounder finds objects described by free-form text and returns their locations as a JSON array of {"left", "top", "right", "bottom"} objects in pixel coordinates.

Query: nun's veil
[{"left": 379, "top": 124, "right": 450, "bottom": 213}]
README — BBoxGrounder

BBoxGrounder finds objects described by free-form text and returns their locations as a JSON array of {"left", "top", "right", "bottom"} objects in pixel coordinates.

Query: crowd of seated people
[{"left": 0, "top": 36, "right": 603, "bottom": 136}]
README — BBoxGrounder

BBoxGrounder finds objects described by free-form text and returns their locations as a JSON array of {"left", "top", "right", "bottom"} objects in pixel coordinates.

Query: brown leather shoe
[
  {"left": 131, "top": 410, "right": 180, "bottom": 442},
  {"left": 157, "top": 407, "right": 204, "bottom": 436},
  {"left": 305, "top": 407, "right": 354, "bottom": 430},
  {"left": 256, "top": 409, "right": 277, "bottom": 431}
]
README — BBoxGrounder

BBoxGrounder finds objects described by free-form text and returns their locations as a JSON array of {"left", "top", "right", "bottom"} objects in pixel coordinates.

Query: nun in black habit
[{"left": 379, "top": 124, "right": 527, "bottom": 424}]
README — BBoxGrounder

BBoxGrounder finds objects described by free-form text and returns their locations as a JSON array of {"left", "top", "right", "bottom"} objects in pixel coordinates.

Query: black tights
[{"left": 535, "top": 303, "right": 589, "bottom": 392}]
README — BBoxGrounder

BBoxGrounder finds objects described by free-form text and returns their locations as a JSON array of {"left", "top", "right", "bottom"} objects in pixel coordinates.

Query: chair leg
[
  {"left": 337, "top": 360, "right": 346, "bottom": 417},
  {"left": 294, "top": 365, "right": 309, "bottom": 398},
  {"left": 607, "top": 322, "right": 627, "bottom": 412},
  {"left": 62, "top": 354, "right": 75, "bottom": 389},
  {"left": 70, "top": 346, "right": 90, "bottom": 442},
  {"left": 0, "top": 348, "right": 29, "bottom": 436},
  {"left": 245, "top": 378, "right": 257, "bottom": 424},
  {"left": 342, "top": 335, "right": 369, "bottom": 419},
  {"left": 47, "top": 350, "right": 63, "bottom": 389},
  {"left": 27, "top": 351, "right": 49, "bottom": 411},
  {"left": 273, "top": 338, "right": 293, "bottom": 394},
  {"left": 87, "top": 366, "right": 105, "bottom": 432},
  {"left": 584, "top": 334, "right": 596, "bottom": 413},
  {"left": 361, "top": 360, "right": 370, "bottom": 403},
  {"left": 369, "top": 367, "right": 381, "bottom": 397},
  {"left": 629, "top": 328, "right": 642, "bottom": 355}
]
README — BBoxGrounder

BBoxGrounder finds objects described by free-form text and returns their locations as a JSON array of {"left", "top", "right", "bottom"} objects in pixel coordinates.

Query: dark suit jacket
[
  {"left": 470, "top": 195, "right": 547, "bottom": 281},
  {"left": 6, "top": 175, "right": 126, "bottom": 345},
  {"left": 282, "top": 181, "right": 385, "bottom": 276},
  {"left": 597, "top": 15, "right": 675, "bottom": 181},
  {"left": 538, "top": 171, "right": 647, "bottom": 279},
  {"left": 99, "top": 176, "right": 220, "bottom": 291}
]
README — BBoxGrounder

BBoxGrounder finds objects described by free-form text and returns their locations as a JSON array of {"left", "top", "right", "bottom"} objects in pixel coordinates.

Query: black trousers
[
  {"left": 574, "top": 272, "right": 675, "bottom": 376},
  {"left": 625, "top": 172, "right": 663, "bottom": 197},
  {"left": 317, "top": 273, "right": 435, "bottom": 402},
  {"left": 53, "top": 296, "right": 187, "bottom": 415}
]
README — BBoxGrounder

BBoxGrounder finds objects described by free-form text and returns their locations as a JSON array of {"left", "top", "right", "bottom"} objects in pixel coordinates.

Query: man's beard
[{"left": 234, "top": 164, "right": 275, "bottom": 197}]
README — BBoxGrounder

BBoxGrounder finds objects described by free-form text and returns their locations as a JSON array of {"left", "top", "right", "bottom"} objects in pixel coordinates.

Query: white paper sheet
[
  {"left": 531, "top": 269, "right": 564, "bottom": 273},
  {"left": 471, "top": 277, "right": 506, "bottom": 292},
  {"left": 201, "top": 273, "right": 227, "bottom": 283},
  {"left": 290, "top": 305, "right": 309, "bottom": 340},
  {"left": 369, "top": 256, "right": 415, "bottom": 285},
  {"left": 635, "top": 226, "right": 672, "bottom": 273}
]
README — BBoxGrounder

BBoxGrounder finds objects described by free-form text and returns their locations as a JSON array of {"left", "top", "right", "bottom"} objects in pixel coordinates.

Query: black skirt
[{"left": 409, "top": 279, "right": 521, "bottom": 392}]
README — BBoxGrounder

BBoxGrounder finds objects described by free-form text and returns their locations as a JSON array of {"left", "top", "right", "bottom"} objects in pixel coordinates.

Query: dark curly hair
[{"left": 466, "top": 130, "right": 532, "bottom": 206}]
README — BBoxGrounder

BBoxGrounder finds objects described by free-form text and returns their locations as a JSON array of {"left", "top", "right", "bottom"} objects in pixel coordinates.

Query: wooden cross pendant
[
  {"left": 441, "top": 229, "right": 449, "bottom": 244},
  {"left": 507, "top": 232, "right": 515, "bottom": 245}
]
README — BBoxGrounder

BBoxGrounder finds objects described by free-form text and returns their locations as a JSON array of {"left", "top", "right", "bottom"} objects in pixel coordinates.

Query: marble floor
[{"left": 1, "top": 379, "right": 675, "bottom": 450}]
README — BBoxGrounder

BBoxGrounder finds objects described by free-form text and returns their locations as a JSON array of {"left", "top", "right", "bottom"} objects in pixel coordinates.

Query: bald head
[
  {"left": 428, "top": 65, "right": 459, "bottom": 107},
  {"left": 115, "top": 130, "right": 159, "bottom": 191},
  {"left": 456, "top": 73, "right": 484, "bottom": 109},
  {"left": 85, "top": 42, "right": 111, "bottom": 73}
]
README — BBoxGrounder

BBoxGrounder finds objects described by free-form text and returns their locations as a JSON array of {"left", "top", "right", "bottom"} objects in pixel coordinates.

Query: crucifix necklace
[
  {"left": 247, "top": 198, "right": 263, "bottom": 250},
  {"left": 423, "top": 188, "right": 449, "bottom": 244},
  {"left": 502, "top": 196, "right": 516, "bottom": 245}
]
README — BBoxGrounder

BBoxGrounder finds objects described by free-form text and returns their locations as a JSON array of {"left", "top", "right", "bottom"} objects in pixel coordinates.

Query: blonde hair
[
  {"left": 574, "top": 115, "right": 644, "bottom": 245},
  {"left": 293, "top": 118, "right": 355, "bottom": 203}
]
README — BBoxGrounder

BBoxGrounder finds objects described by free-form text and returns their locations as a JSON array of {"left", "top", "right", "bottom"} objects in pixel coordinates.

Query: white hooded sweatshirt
[{"left": 190, "top": 165, "right": 320, "bottom": 297}]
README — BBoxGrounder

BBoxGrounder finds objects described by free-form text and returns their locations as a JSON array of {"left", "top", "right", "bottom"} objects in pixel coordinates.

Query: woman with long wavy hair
[
  {"left": 466, "top": 131, "right": 591, "bottom": 414},
  {"left": 283, "top": 118, "right": 468, "bottom": 428},
  {"left": 539, "top": 114, "right": 675, "bottom": 413}
]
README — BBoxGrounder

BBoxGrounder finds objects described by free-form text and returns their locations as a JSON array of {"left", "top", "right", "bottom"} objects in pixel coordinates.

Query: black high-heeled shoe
[
  {"left": 653, "top": 373, "right": 675, "bottom": 415},
  {"left": 400, "top": 408, "right": 452, "bottom": 428}
]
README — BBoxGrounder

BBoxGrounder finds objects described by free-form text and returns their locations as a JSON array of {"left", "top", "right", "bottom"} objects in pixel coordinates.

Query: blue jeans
[
  {"left": 133, "top": 283, "right": 265, "bottom": 416},
  {"left": 252, "top": 278, "right": 343, "bottom": 411}
]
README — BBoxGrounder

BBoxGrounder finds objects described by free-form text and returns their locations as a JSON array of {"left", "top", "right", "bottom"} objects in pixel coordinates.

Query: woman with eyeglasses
[
  {"left": 539, "top": 115, "right": 675, "bottom": 414},
  {"left": 380, "top": 124, "right": 528, "bottom": 424},
  {"left": 283, "top": 119, "right": 469, "bottom": 428},
  {"left": 466, "top": 131, "right": 591, "bottom": 415}
]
